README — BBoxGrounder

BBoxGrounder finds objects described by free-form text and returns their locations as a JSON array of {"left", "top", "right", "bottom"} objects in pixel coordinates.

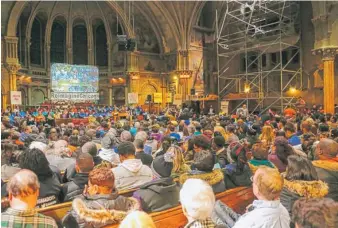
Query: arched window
[
  {"left": 94, "top": 23, "right": 108, "bottom": 66},
  {"left": 73, "top": 21, "right": 88, "bottom": 65},
  {"left": 17, "top": 15, "right": 26, "bottom": 65},
  {"left": 51, "top": 19, "right": 66, "bottom": 63},
  {"left": 30, "top": 18, "right": 42, "bottom": 65}
]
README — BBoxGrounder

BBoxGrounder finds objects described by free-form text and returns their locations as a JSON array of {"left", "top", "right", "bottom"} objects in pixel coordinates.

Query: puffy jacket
[
  {"left": 179, "top": 169, "right": 226, "bottom": 193},
  {"left": 62, "top": 192, "right": 139, "bottom": 228},
  {"left": 135, "top": 151, "right": 153, "bottom": 167},
  {"left": 280, "top": 179, "right": 328, "bottom": 215},
  {"left": 60, "top": 173, "right": 89, "bottom": 202},
  {"left": 223, "top": 163, "right": 252, "bottom": 190},
  {"left": 233, "top": 200, "right": 290, "bottom": 228},
  {"left": 312, "top": 160, "right": 338, "bottom": 201},
  {"left": 133, "top": 177, "right": 180, "bottom": 212}
]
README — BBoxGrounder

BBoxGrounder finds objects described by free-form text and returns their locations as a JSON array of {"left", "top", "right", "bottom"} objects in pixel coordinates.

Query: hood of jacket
[
  {"left": 72, "top": 196, "right": 139, "bottom": 224},
  {"left": 140, "top": 177, "right": 177, "bottom": 194},
  {"left": 120, "top": 159, "right": 143, "bottom": 173},
  {"left": 312, "top": 160, "right": 338, "bottom": 171},
  {"left": 283, "top": 179, "right": 328, "bottom": 198},
  {"left": 179, "top": 169, "right": 224, "bottom": 186},
  {"left": 98, "top": 148, "right": 120, "bottom": 164}
]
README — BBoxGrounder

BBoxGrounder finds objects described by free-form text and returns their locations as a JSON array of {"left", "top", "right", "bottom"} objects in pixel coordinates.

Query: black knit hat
[
  {"left": 213, "top": 136, "right": 225, "bottom": 147},
  {"left": 151, "top": 155, "right": 173, "bottom": 178}
]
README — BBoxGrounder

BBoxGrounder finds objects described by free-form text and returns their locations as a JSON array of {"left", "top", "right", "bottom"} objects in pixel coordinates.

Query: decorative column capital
[
  {"left": 178, "top": 50, "right": 189, "bottom": 57},
  {"left": 312, "top": 47, "right": 338, "bottom": 61},
  {"left": 4, "top": 63, "right": 21, "bottom": 74}
]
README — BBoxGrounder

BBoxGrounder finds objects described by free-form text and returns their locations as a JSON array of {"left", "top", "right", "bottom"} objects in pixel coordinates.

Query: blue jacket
[
  {"left": 233, "top": 200, "right": 290, "bottom": 228},
  {"left": 288, "top": 134, "right": 301, "bottom": 146}
]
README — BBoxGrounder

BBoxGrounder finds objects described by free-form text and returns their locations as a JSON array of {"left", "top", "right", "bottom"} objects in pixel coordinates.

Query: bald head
[
  {"left": 317, "top": 138, "right": 338, "bottom": 158},
  {"left": 7, "top": 169, "right": 40, "bottom": 198}
]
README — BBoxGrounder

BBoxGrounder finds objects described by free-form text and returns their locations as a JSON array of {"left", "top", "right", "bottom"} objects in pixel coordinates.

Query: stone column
[
  {"left": 26, "top": 37, "right": 31, "bottom": 71},
  {"left": 45, "top": 42, "right": 51, "bottom": 72},
  {"left": 109, "top": 87, "right": 113, "bottom": 106},
  {"left": 313, "top": 48, "right": 337, "bottom": 114},
  {"left": 107, "top": 43, "right": 112, "bottom": 72},
  {"left": 27, "top": 86, "right": 32, "bottom": 105}
]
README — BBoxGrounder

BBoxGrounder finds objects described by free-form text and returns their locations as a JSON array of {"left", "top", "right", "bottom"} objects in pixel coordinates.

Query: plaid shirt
[
  {"left": 1, "top": 208, "right": 58, "bottom": 228},
  {"left": 184, "top": 218, "right": 215, "bottom": 228}
]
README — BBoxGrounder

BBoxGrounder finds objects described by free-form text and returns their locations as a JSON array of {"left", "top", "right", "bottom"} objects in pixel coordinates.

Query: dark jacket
[
  {"left": 223, "top": 164, "right": 252, "bottom": 190},
  {"left": 312, "top": 160, "right": 338, "bottom": 201},
  {"left": 60, "top": 173, "right": 89, "bottom": 202},
  {"left": 62, "top": 192, "right": 140, "bottom": 228},
  {"left": 280, "top": 179, "right": 328, "bottom": 215},
  {"left": 135, "top": 151, "right": 153, "bottom": 167},
  {"left": 62, "top": 157, "right": 102, "bottom": 183},
  {"left": 179, "top": 169, "right": 226, "bottom": 193},
  {"left": 214, "top": 148, "right": 229, "bottom": 168},
  {"left": 133, "top": 177, "right": 180, "bottom": 212}
]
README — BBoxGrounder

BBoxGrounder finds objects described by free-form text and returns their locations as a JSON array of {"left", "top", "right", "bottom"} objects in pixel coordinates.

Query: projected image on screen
[{"left": 51, "top": 63, "right": 99, "bottom": 93}]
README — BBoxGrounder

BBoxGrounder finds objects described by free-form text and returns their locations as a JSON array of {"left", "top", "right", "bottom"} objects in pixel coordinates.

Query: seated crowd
[{"left": 1, "top": 107, "right": 338, "bottom": 228}]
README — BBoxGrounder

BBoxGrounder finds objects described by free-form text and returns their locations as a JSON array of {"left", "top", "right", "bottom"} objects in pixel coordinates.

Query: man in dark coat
[
  {"left": 59, "top": 153, "right": 94, "bottom": 202},
  {"left": 312, "top": 138, "right": 338, "bottom": 201},
  {"left": 212, "top": 135, "right": 228, "bottom": 168},
  {"left": 134, "top": 139, "right": 153, "bottom": 167},
  {"left": 133, "top": 155, "right": 180, "bottom": 212}
]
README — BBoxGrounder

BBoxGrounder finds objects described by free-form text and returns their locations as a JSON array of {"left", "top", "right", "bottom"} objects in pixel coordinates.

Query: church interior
[{"left": 1, "top": 1, "right": 338, "bottom": 113}]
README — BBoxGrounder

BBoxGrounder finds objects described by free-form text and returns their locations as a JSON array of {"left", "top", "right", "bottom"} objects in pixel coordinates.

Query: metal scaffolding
[{"left": 216, "top": 0, "right": 302, "bottom": 114}]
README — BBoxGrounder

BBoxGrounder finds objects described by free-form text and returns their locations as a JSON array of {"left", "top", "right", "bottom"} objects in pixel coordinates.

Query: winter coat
[
  {"left": 60, "top": 173, "right": 89, "bottom": 202},
  {"left": 133, "top": 177, "right": 180, "bottom": 212},
  {"left": 232, "top": 200, "right": 290, "bottom": 228},
  {"left": 179, "top": 169, "right": 226, "bottom": 193},
  {"left": 215, "top": 148, "right": 229, "bottom": 169},
  {"left": 46, "top": 155, "right": 76, "bottom": 172},
  {"left": 280, "top": 179, "right": 328, "bottom": 215},
  {"left": 112, "top": 159, "right": 153, "bottom": 191},
  {"left": 312, "top": 159, "right": 338, "bottom": 201},
  {"left": 268, "top": 154, "right": 287, "bottom": 173},
  {"left": 135, "top": 151, "right": 153, "bottom": 167},
  {"left": 223, "top": 164, "right": 252, "bottom": 190},
  {"left": 62, "top": 192, "right": 139, "bottom": 228}
]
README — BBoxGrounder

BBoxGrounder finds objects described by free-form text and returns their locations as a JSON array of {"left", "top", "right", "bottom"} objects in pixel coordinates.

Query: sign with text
[
  {"left": 221, "top": 100, "right": 229, "bottom": 115},
  {"left": 154, "top": 93, "right": 162, "bottom": 103},
  {"left": 128, "top": 93, "right": 138, "bottom": 104},
  {"left": 173, "top": 94, "right": 182, "bottom": 105},
  {"left": 10, "top": 91, "right": 22, "bottom": 105},
  {"left": 51, "top": 92, "right": 99, "bottom": 100}
]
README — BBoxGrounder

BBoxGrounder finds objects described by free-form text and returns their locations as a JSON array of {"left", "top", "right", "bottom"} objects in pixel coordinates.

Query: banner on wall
[
  {"left": 220, "top": 100, "right": 229, "bottom": 115},
  {"left": 10, "top": 91, "right": 22, "bottom": 105},
  {"left": 128, "top": 93, "right": 138, "bottom": 104},
  {"left": 51, "top": 92, "right": 99, "bottom": 100},
  {"left": 154, "top": 93, "right": 162, "bottom": 103},
  {"left": 166, "top": 93, "right": 172, "bottom": 103},
  {"left": 173, "top": 94, "right": 182, "bottom": 106}
]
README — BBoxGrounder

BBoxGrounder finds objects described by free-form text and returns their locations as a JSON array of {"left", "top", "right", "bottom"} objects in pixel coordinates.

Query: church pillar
[
  {"left": 109, "top": 87, "right": 113, "bottom": 106},
  {"left": 27, "top": 85, "right": 32, "bottom": 106},
  {"left": 313, "top": 48, "right": 337, "bottom": 114},
  {"left": 45, "top": 42, "right": 51, "bottom": 72},
  {"left": 107, "top": 43, "right": 112, "bottom": 72},
  {"left": 66, "top": 20, "right": 73, "bottom": 64}
]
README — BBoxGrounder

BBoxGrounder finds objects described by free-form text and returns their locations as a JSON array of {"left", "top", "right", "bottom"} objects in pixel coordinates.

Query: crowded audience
[{"left": 1, "top": 104, "right": 338, "bottom": 228}]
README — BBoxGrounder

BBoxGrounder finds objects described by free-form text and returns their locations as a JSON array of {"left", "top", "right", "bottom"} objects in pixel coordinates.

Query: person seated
[
  {"left": 291, "top": 198, "right": 338, "bottom": 228},
  {"left": 183, "top": 137, "right": 196, "bottom": 163},
  {"left": 133, "top": 155, "right": 180, "bottom": 212},
  {"left": 259, "top": 125, "right": 275, "bottom": 147},
  {"left": 1, "top": 170, "right": 58, "bottom": 228},
  {"left": 212, "top": 135, "right": 229, "bottom": 168},
  {"left": 112, "top": 142, "right": 153, "bottom": 191},
  {"left": 1, "top": 143, "right": 21, "bottom": 181},
  {"left": 180, "top": 179, "right": 216, "bottom": 228},
  {"left": 232, "top": 167, "right": 290, "bottom": 228},
  {"left": 248, "top": 143, "right": 276, "bottom": 173},
  {"left": 313, "top": 139, "right": 338, "bottom": 201},
  {"left": 223, "top": 142, "right": 252, "bottom": 189},
  {"left": 280, "top": 155, "right": 328, "bottom": 216},
  {"left": 62, "top": 167, "right": 139, "bottom": 227},
  {"left": 17, "top": 148, "right": 60, "bottom": 208},
  {"left": 268, "top": 136, "right": 295, "bottom": 172},
  {"left": 134, "top": 139, "right": 153, "bottom": 167},
  {"left": 180, "top": 150, "right": 226, "bottom": 193},
  {"left": 285, "top": 122, "right": 301, "bottom": 146},
  {"left": 98, "top": 133, "right": 120, "bottom": 165},
  {"left": 60, "top": 153, "right": 94, "bottom": 202},
  {"left": 68, "top": 135, "right": 79, "bottom": 154},
  {"left": 119, "top": 211, "right": 156, "bottom": 228},
  {"left": 135, "top": 131, "right": 154, "bottom": 154},
  {"left": 166, "top": 145, "right": 191, "bottom": 177},
  {"left": 45, "top": 140, "right": 76, "bottom": 172}
]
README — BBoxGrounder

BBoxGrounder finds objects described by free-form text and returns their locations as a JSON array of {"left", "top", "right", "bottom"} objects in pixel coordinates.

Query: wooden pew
[{"left": 38, "top": 187, "right": 254, "bottom": 227}]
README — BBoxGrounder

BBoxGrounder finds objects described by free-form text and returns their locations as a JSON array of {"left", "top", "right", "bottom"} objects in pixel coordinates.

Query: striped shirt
[{"left": 1, "top": 208, "right": 58, "bottom": 228}]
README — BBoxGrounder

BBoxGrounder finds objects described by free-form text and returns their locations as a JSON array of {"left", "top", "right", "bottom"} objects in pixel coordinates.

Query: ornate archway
[{"left": 139, "top": 81, "right": 158, "bottom": 105}]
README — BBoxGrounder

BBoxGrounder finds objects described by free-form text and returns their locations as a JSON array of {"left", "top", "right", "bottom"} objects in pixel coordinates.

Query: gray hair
[{"left": 135, "top": 131, "right": 148, "bottom": 142}]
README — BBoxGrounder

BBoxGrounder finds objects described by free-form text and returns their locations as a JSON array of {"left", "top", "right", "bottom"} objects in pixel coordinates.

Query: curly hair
[
  {"left": 19, "top": 148, "right": 53, "bottom": 181},
  {"left": 292, "top": 198, "right": 338, "bottom": 228},
  {"left": 89, "top": 167, "right": 115, "bottom": 189}
]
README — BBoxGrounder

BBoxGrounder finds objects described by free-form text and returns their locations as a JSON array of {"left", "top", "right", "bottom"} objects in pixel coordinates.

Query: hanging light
[
  {"left": 244, "top": 82, "right": 250, "bottom": 93},
  {"left": 289, "top": 87, "right": 297, "bottom": 94}
]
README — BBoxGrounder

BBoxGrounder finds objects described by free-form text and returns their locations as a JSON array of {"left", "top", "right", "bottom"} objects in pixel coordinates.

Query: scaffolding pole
[{"left": 216, "top": 0, "right": 302, "bottom": 115}]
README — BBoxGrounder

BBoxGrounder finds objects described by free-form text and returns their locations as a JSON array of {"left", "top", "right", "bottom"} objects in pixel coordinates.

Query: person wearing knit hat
[
  {"left": 98, "top": 133, "right": 120, "bottom": 165},
  {"left": 212, "top": 135, "right": 228, "bottom": 168},
  {"left": 133, "top": 155, "right": 180, "bottom": 212}
]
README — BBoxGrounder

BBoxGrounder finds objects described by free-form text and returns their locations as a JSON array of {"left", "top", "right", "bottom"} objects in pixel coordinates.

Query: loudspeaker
[
  {"left": 147, "top": 95, "right": 152, "bottom": 102},
  {"left": 190, "top": 88, "right": 195, "bottom": 95}
]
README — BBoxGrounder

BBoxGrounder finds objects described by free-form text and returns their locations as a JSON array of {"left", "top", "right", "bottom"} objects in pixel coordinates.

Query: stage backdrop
[{"left": 51, "top": 63, "right": 99, "bottom": 101}]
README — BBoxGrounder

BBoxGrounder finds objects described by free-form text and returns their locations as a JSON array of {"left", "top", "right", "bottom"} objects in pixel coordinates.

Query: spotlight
[{"left": 289, "top": 87, "right": 296, "bottom": 94}]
